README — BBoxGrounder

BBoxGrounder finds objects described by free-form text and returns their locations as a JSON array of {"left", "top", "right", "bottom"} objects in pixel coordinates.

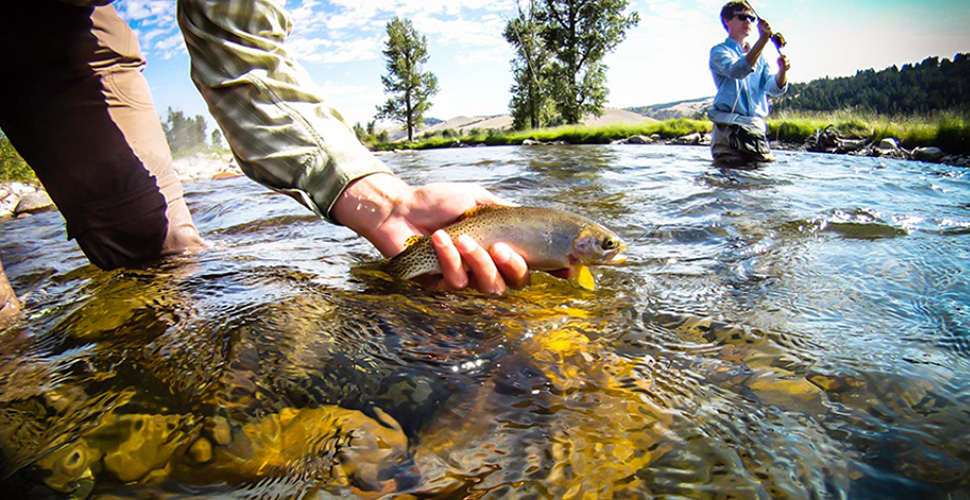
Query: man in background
[{"left": 708, "top": 1, "right": 790, "bottom": 166}]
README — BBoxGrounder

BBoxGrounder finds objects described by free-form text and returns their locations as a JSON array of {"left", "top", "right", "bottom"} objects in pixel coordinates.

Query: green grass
[
  {"left": 376, "top": 118, "right": 713, "bottom": 151},
  {"left": 372, "top": 111, "right": 969, "bottom": 156},
  {"left": 0, "top": 134, "right": 37, "bottom": 184},
  {"left": 768, "top": 110, "right": 970, "bottom": 153}
]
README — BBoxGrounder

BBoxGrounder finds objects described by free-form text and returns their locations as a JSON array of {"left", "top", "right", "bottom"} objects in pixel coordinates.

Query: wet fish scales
[{"left": 381, "top": 206, "right": 627, "bottom": 289}]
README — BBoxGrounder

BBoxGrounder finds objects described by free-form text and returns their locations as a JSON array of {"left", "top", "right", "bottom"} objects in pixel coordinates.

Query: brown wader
[{"left": 0, "top": 2, "right": 205, "bottom": 318}]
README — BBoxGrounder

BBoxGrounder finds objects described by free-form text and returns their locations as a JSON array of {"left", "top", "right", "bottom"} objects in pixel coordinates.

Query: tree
[
  {"left": 534, "top": 0, "right": 639, "bottom": 124},
  {"left": 503, "top": 0, "right": 557, "bottom": 130},
  {"left": 210, "top": 128, "right": 224, "bottom": 151},
  {"left": 375, "top": 17, "right": 439, "bottom": 142},
  {"left": 505, "top": 1, "right": 558, "bottom": 129},
  {"left": 772, "top": 53, "right": 970, "bottom": 116},
  {"left": 162, "top": 107, "right": 208, "bottom": 156}
]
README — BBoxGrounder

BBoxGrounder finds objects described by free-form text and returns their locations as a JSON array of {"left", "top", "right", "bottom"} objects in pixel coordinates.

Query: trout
[{"left": 380, "top": 205, "right": 627, "bottom": 290}]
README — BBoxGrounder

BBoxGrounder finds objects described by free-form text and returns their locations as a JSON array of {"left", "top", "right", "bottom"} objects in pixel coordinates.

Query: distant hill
[
  {"left": 625, "top": 97, "right": 713, "bottom": 121},
  {"left": 774, "top": 53, "right": 970, "bottom": 115},
  {"left": 379, "top": 108, "right": 657, "bottom": 142}
]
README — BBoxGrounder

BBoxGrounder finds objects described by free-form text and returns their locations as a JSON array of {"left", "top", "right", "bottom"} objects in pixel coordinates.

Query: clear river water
[{"left": 1, "top": 144, "right": 969, "bottom": 499}]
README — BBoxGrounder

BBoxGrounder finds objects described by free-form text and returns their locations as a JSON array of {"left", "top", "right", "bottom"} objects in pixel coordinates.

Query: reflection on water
[{"left": 1, "top": 145, "right": 969, "bottom": 499}]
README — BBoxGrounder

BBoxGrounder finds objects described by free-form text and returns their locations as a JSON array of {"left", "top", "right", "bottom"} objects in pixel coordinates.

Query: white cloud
[
  {"left": 117, "top": 1, "right": 180, "bottom": 59},
  {"left": 131, "top": 0, "right": 970, "bottom": 122},
  {"left": 117, "top": 0, "right": 172, "bottom": 22},
  {"left": 287, "top": 36, "right": 384, "bottom": 63}
]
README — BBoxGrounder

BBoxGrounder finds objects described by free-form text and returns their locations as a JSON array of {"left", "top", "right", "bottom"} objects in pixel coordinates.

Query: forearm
[
  {"left": 745, "top": 37, "right": 769, "bottom": 68},
  {"left": 177, "top": 0, "right": 391, "bottom": 222},
  {"left": 331, "top": 173, "right": 411, "bottom": 257},
  {"left": 776, "top": 70, "right": 787, "bottom": 89}
]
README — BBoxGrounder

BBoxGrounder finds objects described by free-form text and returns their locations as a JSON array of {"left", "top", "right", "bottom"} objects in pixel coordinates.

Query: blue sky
[{"left": 119, "top": 0, "right": 970, "bottom": 128}]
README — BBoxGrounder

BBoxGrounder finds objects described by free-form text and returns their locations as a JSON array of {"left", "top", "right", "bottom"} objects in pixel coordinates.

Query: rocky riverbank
[
  {"left": 610, "top": 127, "right": 970, "bottom": 167},
  {"left": 0, "top": 153, "right": 241, "bottom": 219}
]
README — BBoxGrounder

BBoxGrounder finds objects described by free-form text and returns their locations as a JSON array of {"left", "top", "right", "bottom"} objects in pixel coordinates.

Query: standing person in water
[
  {"left": 708, "top": 1, "right": 790, "bottom": 166},
  {"left": 0, "top": 0, "right": 534, "bottom": 321}
]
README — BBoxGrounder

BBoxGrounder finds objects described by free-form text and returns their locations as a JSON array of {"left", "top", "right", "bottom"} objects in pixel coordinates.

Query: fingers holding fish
[
  {"left": 428, "top": 232, "right": 529, "bottom": 294},
  {"left": 432, "top": 230, "right": 470, "bottom": 291},
  {"left": 456, "top": 234, "right": 507, "bottom": 295},
  {"left": 490, "top": 242, "right": 530, "bottom": 290}
]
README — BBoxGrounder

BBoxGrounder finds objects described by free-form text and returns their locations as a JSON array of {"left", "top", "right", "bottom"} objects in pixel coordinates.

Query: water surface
[{"left": 1, "top": 145, "right": 969, "bottom": 499}]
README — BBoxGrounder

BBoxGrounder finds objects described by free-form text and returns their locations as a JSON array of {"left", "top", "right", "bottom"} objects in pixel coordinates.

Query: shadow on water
[{"left": 1, "top": 145, "right": 970, "bottom": 498}]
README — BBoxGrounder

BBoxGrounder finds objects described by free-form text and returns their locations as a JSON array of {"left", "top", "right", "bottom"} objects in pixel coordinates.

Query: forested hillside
[{"left": 773, "top": 53, "right": 970, "bottom": 115}]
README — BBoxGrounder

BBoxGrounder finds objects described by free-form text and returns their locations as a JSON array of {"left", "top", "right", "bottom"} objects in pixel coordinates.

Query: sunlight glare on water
[{"left": 1, "top": 145, "right": 969, "bottom": 499}]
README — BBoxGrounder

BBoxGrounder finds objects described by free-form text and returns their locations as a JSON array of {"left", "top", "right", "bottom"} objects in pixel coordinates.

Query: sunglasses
[{"left": 734, "top": 14, "right": 757, "bottom": 22}]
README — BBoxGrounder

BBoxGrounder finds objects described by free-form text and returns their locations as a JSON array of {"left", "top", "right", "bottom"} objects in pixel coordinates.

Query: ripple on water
[{"left": 2, "top": 146, "right": 970, "bottom": 498}]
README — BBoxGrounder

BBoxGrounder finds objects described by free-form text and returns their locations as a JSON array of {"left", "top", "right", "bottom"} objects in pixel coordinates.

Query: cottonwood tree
[
  {"left": 162, "top": 107, "right": 208, "bottom": 156},
  {"left": 376, "top": 17, "right": 439, "bottom": 142},
  {"left": 505, "top": 1, "right": 558, "bottom": 129},
  {"left": 534, "top": 0, "right": 639, "bottom": 124}
]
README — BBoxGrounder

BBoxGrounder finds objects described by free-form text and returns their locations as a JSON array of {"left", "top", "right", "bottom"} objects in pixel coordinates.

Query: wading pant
[
  {"left": 0, "top": 1, "right": 203, "bottom": 270},
  {"left": 711, "top": 122, "right": 774, "bottom": 167}
]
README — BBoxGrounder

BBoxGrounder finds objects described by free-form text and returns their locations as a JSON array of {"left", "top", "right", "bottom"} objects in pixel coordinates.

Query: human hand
[
  {"left": 331, "top": 173, "right": 531, "bottom": 294},
  {"left": 777, "top": 54, "right": 790, "bottom": 72},
  {"left": 757, "top": 18, "right": 773, "bottom": 40}
]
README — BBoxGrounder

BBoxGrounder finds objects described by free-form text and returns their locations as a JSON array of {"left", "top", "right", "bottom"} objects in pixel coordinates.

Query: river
[{"left": 1, "top": 144, "right": 969, "bottom": 499}]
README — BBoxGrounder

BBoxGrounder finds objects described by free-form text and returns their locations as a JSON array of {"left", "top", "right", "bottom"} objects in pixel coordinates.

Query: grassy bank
[
  {"left": 372, "top": 118, "right": 712, "bottom": 151},
  {"left": 767, "top": 110, "right": 970, "bottom": 154},
  {"left": 374, "top": 111, "right": 970, "bottom": 156}
]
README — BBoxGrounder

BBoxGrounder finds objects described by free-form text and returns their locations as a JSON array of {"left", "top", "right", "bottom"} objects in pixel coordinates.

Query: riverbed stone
[
  {"left": 626, "top": 135, "right": 655, "bottom": 144},
  {"left": 13, "top": 190, "right": 54, "bottom": 215},
  {"left": 877, "top": 138, "right": 899, "bottom": 151},
  {"left": 914, "top": 146, "right": 944, "bottom": 162}
]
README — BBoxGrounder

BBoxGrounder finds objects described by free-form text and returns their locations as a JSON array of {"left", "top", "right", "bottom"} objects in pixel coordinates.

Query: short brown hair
[{"left": 720, "top": 1, "right": 754, "bottom": 29}]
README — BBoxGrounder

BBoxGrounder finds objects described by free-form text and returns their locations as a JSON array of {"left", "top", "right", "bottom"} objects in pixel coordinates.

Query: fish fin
[
  {"left": 404, "top": 235, "right": 423, "bottom": 248},
  {"left": 570, "top": 264, "right": 596, "bottom": 291},
  {"left": 458, "top": 204, "right": 506, "bottom": 221}
]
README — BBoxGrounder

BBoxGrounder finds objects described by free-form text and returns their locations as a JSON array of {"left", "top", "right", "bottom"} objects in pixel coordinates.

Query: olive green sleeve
[{"left": 176, "top": 0, "right": 393, "bottom": 223}]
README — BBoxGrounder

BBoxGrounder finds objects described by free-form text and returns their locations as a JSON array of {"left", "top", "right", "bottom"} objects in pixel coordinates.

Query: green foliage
[
  {"left": 375, "top": 17, "right": 440, "bottom": 142},
  {"left": 936, "top": 116, "right": 970, "bottom": 154},
  {"left": 162, "top": 108, "right": 228, "bottom": 157},
  {"left": 768, "top": 110, "right": 970, "bottom": 154},
  {"left": 210, "top": 128, "right": 227, "bottom": 153},
  {"left": 0, "top": 131, "right": 37, "bottom": 184},
  {"left": 505, "top": 0, "right": 638, "bottom": 128},
  {"left": 774, "top": 54, "right": 970, "bottom": 116},
  {"left": 162, "top": 107, "right": 210, "bottom": 158},
  {"left": 504, "top": 4, "right": 558, "bottom": 129},
  {"left": 374, "top": 118, "right": 711, "bottom": 151},
  {"left": 371, "top": 113, "right": 970, "bottom": 156},
  {"left": 535, "top": 0, "right": 639, "bottom": 124}
]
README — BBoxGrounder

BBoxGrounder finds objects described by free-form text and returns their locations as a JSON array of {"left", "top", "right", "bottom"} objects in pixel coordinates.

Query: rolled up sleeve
[
  {"left": 177, "top": 0, "right": 392, "bottom": 223},
  {"left": 767, "top": 73, "right": 788, "bottom": 97}
]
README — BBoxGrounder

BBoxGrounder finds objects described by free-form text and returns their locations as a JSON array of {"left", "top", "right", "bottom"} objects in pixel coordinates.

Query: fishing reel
[{"left": 770, "top": 32, "right": 786, "bottom": 51}]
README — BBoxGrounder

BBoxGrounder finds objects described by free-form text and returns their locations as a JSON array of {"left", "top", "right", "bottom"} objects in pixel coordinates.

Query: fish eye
[{"left": 602, "top": 238, "right": 617, "bottom": 250}]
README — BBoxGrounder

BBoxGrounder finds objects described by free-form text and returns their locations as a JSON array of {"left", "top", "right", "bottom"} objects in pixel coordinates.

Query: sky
[{"left": 119, "top": 0, "right": 970, "bottom": 128}]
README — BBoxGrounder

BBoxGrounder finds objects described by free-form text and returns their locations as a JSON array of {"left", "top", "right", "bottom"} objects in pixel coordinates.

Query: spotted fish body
[{"left": 382, "top": 205, "right": 627, "bottom": 290}]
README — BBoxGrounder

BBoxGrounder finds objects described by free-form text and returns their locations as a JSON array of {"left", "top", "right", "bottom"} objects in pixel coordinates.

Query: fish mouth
[{"left": 606, "top": 252, "right": 627, "bottom": 264}]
